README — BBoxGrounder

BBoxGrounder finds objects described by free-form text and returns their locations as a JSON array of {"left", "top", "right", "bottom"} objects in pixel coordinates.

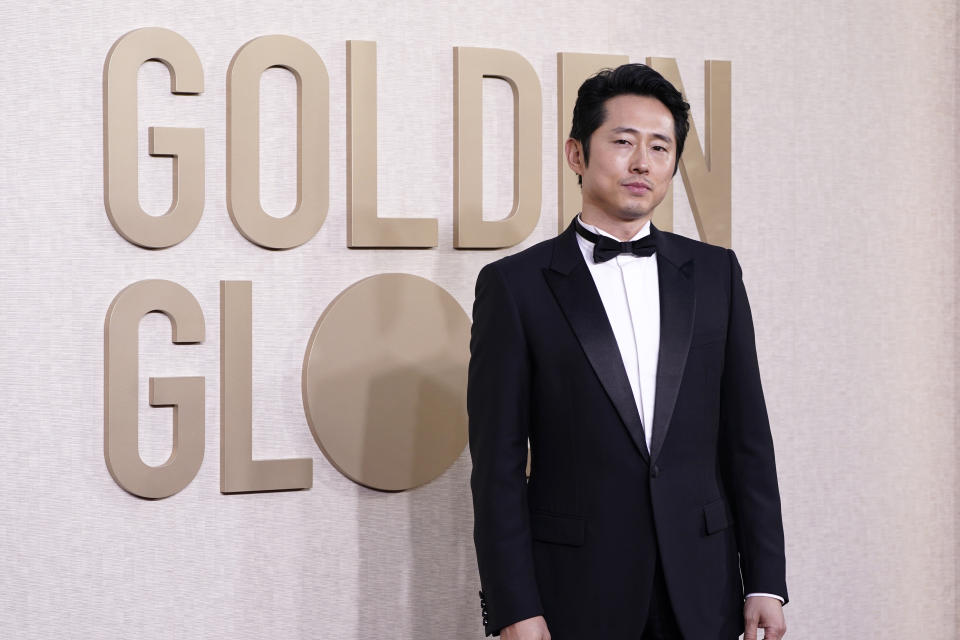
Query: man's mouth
[{"left": 623, "top": 182, "right": 651, "bottom": 195}]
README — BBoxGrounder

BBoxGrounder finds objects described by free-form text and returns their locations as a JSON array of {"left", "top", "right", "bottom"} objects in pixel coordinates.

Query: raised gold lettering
[
  {"left": 302, "top": 274, "right": 469, "bottom": 491},
  {"left": 104, "top": 280, "right": 205, "bottom": 499},
  {"left": 454, "top": 47, "right": 542, "bottom": 248},
  {"left": 347, "top": 41, "right": 438, "bottom": 247},
  {"left": 647, "top": 58, "right": 732, "bottom": 247},
  {"left": 220, "top": 281, "right": 313, "bottom": 493},
  {"left": 227, "top": 36, "right": 329, "bottom": 249},
  {"left": 103, "top": 28, "right": 204, "bottom": 248}
]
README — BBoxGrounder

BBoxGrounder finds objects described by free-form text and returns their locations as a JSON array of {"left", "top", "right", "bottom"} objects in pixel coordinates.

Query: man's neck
[{"left": 579, "top": 209, "right": 652, "bottom": 241}]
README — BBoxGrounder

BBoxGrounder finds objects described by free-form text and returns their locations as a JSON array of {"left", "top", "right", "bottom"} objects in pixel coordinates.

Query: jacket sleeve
[
  {"left": 468, "top": 262, "right": 543, "bottom": 636},
  {"left": 718, "top": 249, "right": 789, "bottom": 603}
]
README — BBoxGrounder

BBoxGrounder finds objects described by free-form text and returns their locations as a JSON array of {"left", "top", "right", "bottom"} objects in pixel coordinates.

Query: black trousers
[{"left": 641, "top": 558, "right": 684, "bottom": 640}]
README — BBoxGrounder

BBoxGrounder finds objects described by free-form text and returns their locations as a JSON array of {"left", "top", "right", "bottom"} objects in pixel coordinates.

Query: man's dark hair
[{"left": 570, "top": 63, "right": 690, "bottom": 181}]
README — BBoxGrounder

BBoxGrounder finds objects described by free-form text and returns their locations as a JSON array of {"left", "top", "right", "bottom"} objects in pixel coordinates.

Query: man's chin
[{"left": 613, "top": 208, "right": 655, "bottom": 223}]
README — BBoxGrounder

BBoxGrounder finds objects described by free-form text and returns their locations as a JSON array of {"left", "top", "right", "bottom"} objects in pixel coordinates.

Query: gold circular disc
[{"left": 302, "top": 273, "right": 470, "bottom": 491}]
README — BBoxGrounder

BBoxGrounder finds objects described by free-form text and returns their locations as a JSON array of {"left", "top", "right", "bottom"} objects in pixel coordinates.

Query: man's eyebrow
[{"left": 610, "top": 126, "right": 673, "bottom": 143}]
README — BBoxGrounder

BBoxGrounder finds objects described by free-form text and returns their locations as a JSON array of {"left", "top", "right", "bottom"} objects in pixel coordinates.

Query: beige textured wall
[
  {"left": 955, "top": 2, "right": 960, "bottom": 633},
  {"left": 0, "top": 1, "right": 956, "bottom": 638}
]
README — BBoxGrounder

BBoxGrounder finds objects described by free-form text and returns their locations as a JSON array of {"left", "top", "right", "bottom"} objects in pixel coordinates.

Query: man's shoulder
[
  {"left": 480, "top": 233, "right": 561, "bottom": 277},
  {"left": 657, "top": 227, "right": 729, "bottom": 260},
  {"left": 655, "top": 228, "right": 737, "bottom": 280}
]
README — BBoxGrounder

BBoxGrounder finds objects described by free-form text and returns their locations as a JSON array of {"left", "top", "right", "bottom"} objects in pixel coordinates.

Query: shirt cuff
[{"left": 745, "top": 592, "right": 785, "bottom": 603}]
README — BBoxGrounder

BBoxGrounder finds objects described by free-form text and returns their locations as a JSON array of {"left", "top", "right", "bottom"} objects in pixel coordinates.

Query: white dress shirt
[
  {"left": 575, "top": 215, "right": 659, "bottom": 452},
  {"left": 574, "top": 214, "right": 783, "bottom": 604}
]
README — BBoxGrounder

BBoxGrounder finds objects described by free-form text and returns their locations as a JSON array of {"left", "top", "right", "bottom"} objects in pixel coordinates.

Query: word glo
[{"left": 104, "top": 277, "right": 470, "bottom": 499}]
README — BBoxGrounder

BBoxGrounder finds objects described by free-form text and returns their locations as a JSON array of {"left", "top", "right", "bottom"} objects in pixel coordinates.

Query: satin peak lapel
[
  {"left": 649, "top": 226, "right": 695, "bottom": 464},
  {"left": 543, "top": 224, "right": 649, "bottom": 461}
]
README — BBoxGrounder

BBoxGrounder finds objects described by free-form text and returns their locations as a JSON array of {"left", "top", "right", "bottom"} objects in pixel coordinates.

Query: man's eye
[
  {"left": 615, "top": 139, "right": 630, "bottom": 145},
  {"left": 653, "top": 145, "right": 668, "bottom": 152}
]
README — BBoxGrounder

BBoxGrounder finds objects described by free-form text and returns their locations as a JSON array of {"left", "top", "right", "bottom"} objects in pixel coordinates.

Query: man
[{"left": 467, "top": 64, "right": 787, "bottom": 639}]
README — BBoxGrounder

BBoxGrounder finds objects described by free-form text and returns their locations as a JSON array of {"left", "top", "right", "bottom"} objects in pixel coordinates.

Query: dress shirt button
[{"left": 650, "top": 464, "right": 660, "bottom": 478}]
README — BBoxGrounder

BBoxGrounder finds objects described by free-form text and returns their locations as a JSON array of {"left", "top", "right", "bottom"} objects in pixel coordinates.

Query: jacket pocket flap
[
  {"left": 530, "top": 512, "right": 585, "bottom": 546},
  {"left": 703, "top": 499, "right": 729, "bottom": 535}
]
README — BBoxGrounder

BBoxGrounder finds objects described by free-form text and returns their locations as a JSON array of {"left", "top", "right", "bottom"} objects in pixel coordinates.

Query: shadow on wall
[{"left": 356, "top": 364, "right": 479, "bottom": 638}]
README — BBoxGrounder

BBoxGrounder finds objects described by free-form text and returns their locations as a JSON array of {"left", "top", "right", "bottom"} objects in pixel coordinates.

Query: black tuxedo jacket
[{"left": 467, "top": 221, "right": 787, "bottom": 639}]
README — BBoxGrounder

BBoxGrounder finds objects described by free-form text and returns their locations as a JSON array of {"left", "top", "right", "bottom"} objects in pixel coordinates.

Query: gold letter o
[{"left": 302, "top": 274, "right": 470, "bottom": 491}]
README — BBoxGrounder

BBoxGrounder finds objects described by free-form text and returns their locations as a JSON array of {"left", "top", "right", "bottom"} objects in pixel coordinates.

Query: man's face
[{"left": 568, "top": 94, "right": 677, "bottom": 225}]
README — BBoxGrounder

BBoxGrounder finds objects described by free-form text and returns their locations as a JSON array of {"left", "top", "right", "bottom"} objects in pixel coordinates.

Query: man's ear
[{"left": 565, "top": 138, "right": 585, "bottom": 179}]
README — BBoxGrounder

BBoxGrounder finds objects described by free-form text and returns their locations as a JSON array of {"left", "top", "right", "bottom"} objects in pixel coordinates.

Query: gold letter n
[{"left": 648, "top": 58, "right": 732, "bottom": 248}]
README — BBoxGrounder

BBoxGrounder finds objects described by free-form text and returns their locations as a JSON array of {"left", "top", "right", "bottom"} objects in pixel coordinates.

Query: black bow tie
[{"left": 575, "top": 218, "right": 657, "bottom": 263}]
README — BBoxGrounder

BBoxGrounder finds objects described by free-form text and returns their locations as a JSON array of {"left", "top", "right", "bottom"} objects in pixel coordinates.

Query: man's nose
[{"left": 630, "top": 147, "right": 649, "bottom": 173}]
